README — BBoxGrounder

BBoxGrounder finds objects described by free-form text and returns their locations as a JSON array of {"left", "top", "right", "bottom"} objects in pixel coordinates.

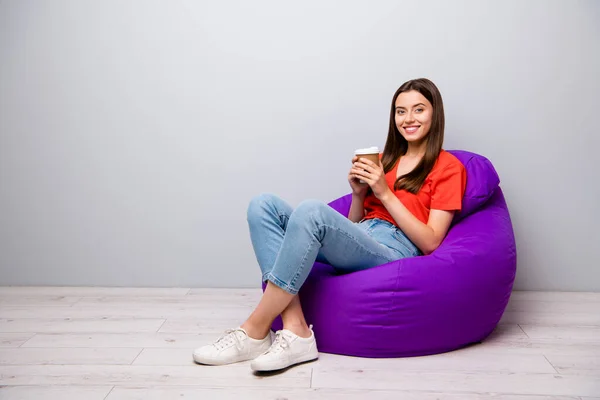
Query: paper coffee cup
[{"left": 354, "top": 146, "right": 380, "bottom": 183}]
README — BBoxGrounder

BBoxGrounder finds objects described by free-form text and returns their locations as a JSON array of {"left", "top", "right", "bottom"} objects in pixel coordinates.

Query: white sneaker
[
  {"left": 250, "top": 325, "right": 319, "bottom": 372},
  {"left": 193, "top": 327, "right": 272, "bottom": 366}
]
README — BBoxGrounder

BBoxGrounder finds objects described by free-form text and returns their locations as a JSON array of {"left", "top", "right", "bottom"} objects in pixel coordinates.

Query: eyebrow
[{"left": 395, "top": 103, "right": 426, "bottom": 110}]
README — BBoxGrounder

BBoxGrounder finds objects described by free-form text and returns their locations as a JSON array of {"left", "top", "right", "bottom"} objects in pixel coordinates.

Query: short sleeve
[{"left": 430, "top": 160, "right": 467, "bottom": 211}]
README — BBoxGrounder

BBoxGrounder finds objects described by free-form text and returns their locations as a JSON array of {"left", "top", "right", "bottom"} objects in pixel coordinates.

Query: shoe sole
[
  {"left": 250, "top": 352, "right": 319, "bottom": 372},
  {"left": 193, "top": 345, "right": 272, "bottom": 366},
  {"left": 193, "top": 356, "right": 246, "bottom": 366}
]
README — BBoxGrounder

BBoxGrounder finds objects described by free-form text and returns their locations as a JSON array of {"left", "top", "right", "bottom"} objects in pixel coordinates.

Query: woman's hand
[
  {"left": 348, "top": 156, "right": 370, "bottom": 197},
  {"left": 351, "top": 157, "right": 392, "bottom": 200}
]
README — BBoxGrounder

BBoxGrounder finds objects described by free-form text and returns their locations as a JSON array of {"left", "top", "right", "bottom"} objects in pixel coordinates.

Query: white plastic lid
[{"left": 354, "top": 146, "right": 380, "bottom": 155}]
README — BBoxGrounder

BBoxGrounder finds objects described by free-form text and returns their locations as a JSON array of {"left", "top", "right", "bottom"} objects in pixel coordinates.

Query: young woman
[{"left": 193, "top": 78, "right": 466, "bottom": 372}]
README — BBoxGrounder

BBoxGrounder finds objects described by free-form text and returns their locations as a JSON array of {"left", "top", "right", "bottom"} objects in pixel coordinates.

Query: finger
[
  {"left": 351, "top": 173, "right": 369, "bottom": 183},
  {"left": 351, "top": 168, "right": 371, "bottom": 180},
  {"left": 351, "top": 166, "right": 369, "bottom": 174},
  {"left": 354, "top": 162, "right": 375, "bottom": 172},
  {"left": 358, "top": 158, "right": 378, "bottom": 167}
]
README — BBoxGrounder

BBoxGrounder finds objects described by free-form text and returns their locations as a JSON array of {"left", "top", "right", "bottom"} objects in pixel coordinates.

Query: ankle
[
  {"left": 240, "top": 322, "right": 270, "bottom": 340},
  {"left": 283, "top": 322, "right": 311, "bottom": 338}
]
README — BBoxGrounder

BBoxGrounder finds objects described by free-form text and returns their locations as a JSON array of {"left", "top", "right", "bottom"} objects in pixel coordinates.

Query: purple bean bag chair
[{"left": 269, "top": 150, "right": 517, "bottom": 357}]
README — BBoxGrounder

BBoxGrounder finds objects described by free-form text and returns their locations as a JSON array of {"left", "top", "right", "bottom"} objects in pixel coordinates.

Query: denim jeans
[{"left": 247, "top": 193, "right": 421, "bottom": 295}]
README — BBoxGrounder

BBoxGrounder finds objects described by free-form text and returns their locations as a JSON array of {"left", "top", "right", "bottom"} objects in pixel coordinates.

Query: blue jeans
[{"left": 247, "top": 193, "right": 421, "bottom": 295}]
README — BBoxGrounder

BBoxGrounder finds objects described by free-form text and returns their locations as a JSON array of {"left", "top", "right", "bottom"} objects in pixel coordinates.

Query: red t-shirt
[{"left": 363, "top": 150, "right": 467, "bottom": 226}]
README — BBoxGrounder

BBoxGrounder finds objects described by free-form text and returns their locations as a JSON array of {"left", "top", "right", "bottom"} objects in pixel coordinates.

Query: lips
[{"left": 404, "top": 125, "right": 420, "bottom": 134}]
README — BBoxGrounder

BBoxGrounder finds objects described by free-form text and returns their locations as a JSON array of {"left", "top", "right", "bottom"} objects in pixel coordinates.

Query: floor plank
[
  {"left": 132, "top": 348, "right": 226, "bottom": 366},
  {"left": 481, "top": 325, "right": 600, "bottom": 356},
  {"left": 509, "top": 292, "right": 600, "bottom": 302},
  {"left": 506, "top": 300, "right": 600, "bottom": 314},
  {"left": 74, "top": 295, "right": 258, "bottom": 307},
  {"left": 483, "top": 324, "right": 530, "bottom": 342},
  {"left": 20, "top": 332, "right": 228, "bottom": 348},
  {"left": 158, "top": 318, "right": 251, "bottom": 334},
  {"left": 186, "top": 288, "right": 262, "bottom": 297},
  {"left": 545, "top": 354, "right": 600, "bottom": 376},
  {"left": 464, "top": 340, "right": 600, "bottom": 357},
  {"left": 0, "top": 385, "right": 112, "bottom": 400},
  {"left": 0, "top": 364, "right": 311, "bottom": 388},
  {"left": 0, "top": 287, "right": 190, "bottom": 296},
  {"left": 0, "top": 348, "right": 141, "bottom": 365},
  {"left": 0, "top": 318, "right": 165, "bottom": 333},
  {"left": 519, "top": 325, "right": 600, "bottom": 344},
  {"left": 1, "top": 287, "right": 599, "bottom": 398},
  {"left": 0, "top": 296, "right": 82, "bottom": 306},
  {"left": 500, "top": 311, "right": 600, "bottom": 326},
  {"left": 0, "top": 305, "right": 254, "bottom": 319},
  {"left": 311, "top": 369, "right": 600, "bottom": 397},
  {"left": 314, "top": 352, "right": 556, "bottom": 373},
  {"left": 133, "top": 348, "right": 556, "bottom": 373},
  {"left": 106, "top": 386, "right": 584, "bottom": 400},
  {"left": 0, "top": 333, "right": 35, "bottom": 348}
]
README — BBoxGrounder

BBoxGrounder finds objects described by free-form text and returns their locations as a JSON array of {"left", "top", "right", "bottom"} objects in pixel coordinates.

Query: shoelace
[
  {"left": 213, "top": 328, "right": 244, "bottom": 351},
  {"left": 266, "top": 324, "right": 314, "bottom": 355},
  {"left": 264, "top": 330, "right": 292, "bottom": 355}
]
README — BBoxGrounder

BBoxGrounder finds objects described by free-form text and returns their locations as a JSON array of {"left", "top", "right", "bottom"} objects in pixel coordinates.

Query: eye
[
  {"left": 415, "top": 108, "right": 424, "bottom": 113},
  {"left": 396, "top": 109, "right": 405, "bottom": 115}
]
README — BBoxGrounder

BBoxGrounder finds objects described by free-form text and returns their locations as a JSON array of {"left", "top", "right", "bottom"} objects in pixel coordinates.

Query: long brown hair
[{"left": 380, "top": 78, "right": 445, "bottom": 194}]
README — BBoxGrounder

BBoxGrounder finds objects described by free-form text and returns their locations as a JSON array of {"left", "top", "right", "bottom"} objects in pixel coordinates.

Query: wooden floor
[{"left": 0, "top": 287, "right": 599, "bottom": 399}]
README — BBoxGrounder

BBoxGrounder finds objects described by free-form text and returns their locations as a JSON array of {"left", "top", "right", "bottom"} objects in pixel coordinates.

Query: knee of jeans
[
  {"left": 247, "top": 193, "right": 278, "bottom": 220},
  {"left": 293, "top": 199, "right": 326, "bottom": 222}
]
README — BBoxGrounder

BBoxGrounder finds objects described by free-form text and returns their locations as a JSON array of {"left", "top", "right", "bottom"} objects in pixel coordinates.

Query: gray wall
[{"left": 1, "top": 0, "right": 599, "bottom": 291}]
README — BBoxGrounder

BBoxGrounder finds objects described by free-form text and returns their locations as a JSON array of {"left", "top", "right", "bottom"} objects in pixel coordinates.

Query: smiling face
[{"left": 394, "top": 90, "right": 433, "bottom": 145}]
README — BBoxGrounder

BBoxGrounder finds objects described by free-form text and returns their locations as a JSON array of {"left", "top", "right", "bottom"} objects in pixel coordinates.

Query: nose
[{"left": 405, "top": 110, "right": 415, "bottom": 124}]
